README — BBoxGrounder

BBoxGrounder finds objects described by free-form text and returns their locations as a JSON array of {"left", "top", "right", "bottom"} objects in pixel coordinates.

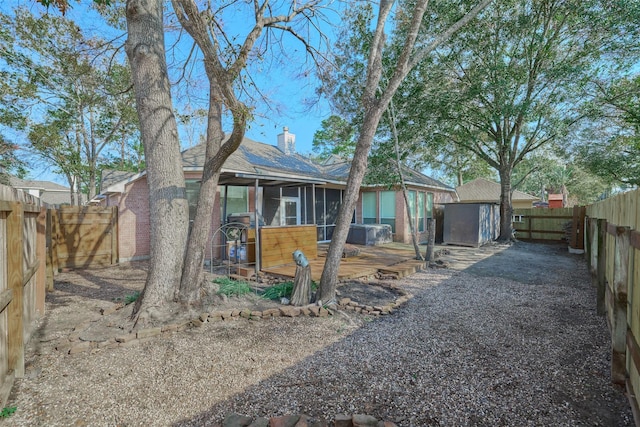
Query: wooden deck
[{"left": 260, "top": 242, "right": 425, "bottom": 281}]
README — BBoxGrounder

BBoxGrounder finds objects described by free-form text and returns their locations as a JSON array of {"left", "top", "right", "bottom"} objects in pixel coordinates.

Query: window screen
[
  {"left": 380, "top": 191, "right": 396, "bottom": 233},
  {"left": 362, "top": 192, "right": 377, "bottom": 224}
]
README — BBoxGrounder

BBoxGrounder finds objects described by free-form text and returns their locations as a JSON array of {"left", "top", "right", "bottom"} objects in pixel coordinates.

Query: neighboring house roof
[
  {"left": 100, "top": 135, "right": 455, "bottom": 194},
  {"left": 456, "top": 178, "right": 539, "bottom": 203},
  {"left": 9, "top": 176, "right": 71, "bottom": 206}
]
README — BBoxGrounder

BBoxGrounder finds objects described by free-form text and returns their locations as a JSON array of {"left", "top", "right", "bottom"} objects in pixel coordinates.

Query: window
[
  {"left": 221, "top": 186, "right": 248, "bottom": 221},
  {"left": 426, "top": 192, "right": 434, "bottom": 219},
  {"left": 185, "top": 180, "right": 201, "bottom": 222},
  {"left": 380, "top": 191, "right": 396, "bottom": 233},
  {"left": 417, "top": 192, "right": 425, "bottom": 232},
  {"left": 362, "top": 192, "right": 377, "bottom": 224},
  {"left": 315, "top": 188, "right": 345, "bottom": 241}
]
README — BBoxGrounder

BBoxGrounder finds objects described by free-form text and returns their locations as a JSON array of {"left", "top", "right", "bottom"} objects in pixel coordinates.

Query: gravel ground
[{"left": 2, "top": 242, "right": 631, "bottom": 426}]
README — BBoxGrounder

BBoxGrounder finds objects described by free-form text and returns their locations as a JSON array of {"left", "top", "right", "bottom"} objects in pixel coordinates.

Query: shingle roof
[
  {"left": 8, "top": 176, "right": 71, "bottom": 206},
  {"left": 102, "top": 135, "right": 456, "bottom": 193},
  {"left": 181, "top": 136, "right": 454, "bottom": 191},
  {"left": 456, "top": 178, "right": 539, "bottom": 202},
  {"left": 100, "top": 170, "right": 140, "bottom": 190}
]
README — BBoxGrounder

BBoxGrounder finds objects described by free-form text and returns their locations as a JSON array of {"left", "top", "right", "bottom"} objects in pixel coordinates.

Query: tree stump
[{"left": 290, "top": 250, "right": 312, "bottom": 306}]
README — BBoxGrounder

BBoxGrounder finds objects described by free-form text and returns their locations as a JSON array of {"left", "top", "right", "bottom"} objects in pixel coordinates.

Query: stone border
[
  {"left": 217, "top": 412, "right": 399, "bottom": 426},
  {"left": 56, "top": 283, "right": 413, "bottom": 355}
]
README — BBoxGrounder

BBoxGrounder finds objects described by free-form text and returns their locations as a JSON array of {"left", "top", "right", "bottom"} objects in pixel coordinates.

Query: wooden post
[
  {"left": 611, "top": 227, "right": 630, "bottom": 385},
  {"left": 570, "top": 205, "right": 586, "bottom": 250},
  {"left": 35, "top": 208, "right": 46, "bottom": 315},
  {"left": 110, "top": 206, "right": 118, "bottom": 265},
  {"left": 596, "top": 218, "right": 607, "bottom": 316},
  {"left": 6, "top": 202, "right": 24, "bottom": 378},
  {"left": 425, "top": 218, "right": 435, "bottom": 264},
  {"left": 45, "top": 208, "right": 55, "bottom": 291}
]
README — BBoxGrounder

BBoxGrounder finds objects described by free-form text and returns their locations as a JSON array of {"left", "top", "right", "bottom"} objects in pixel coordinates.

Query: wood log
[{"left": 290, "top": 264, "right": 312, "bottom": 306}]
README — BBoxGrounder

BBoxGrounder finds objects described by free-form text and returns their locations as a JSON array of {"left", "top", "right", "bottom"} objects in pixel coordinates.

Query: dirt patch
[{"left": 42, "top": 262, "right": 403, "bottom": 343}]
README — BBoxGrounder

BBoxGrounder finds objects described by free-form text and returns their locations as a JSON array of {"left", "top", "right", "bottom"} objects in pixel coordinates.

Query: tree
[
  {"left": 315, "top": 0, "right": 492, "bottom": 304},
  {"left": 170, "top": 0, "right": 328, "bottom": 306},
  {"left": 312, "top": 115, "right": 357, "bottom": 160},
  {"left": 401, "top": 0, "right": 640, "bottom": 241},
  {"left": 125, "top": 0, "right": 188, "bottom": 322},
  {"left": 0, "top": 136, "right": 25, "bottom": 185},
  {"left": 573, "top": 75, "right": 640, "bottom": 187},
  {"left": 39, "top": 0, "right": 331, "bottom": 323},
  {"left": 0, "top": 7, "right": 138, "bottom": 203},
  {"left": 511, "top": 150, "right": 610, "bottom": 205}
]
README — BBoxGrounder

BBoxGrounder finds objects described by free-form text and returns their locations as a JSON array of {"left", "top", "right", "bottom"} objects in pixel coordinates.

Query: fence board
[
  {"left": 53, "top": 206, "right": 118, "bottom": 269},
  {"left": 0, "top": 184, "right": 45, "bottom": 407},
  {"left": 513, "top": 207, "right": 577, "bottom": 243},
  {"left": 586, "top": 188, "right": 640, "bottom": 422}
]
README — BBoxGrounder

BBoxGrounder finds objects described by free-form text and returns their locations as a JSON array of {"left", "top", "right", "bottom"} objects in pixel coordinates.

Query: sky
[{"left": 3, "top": 0, "right": 336, "bottom": 184}]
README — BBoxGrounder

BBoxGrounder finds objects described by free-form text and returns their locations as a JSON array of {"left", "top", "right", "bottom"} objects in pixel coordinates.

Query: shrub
[
  {"left": 261, "top": 282, "right": 294, "bottom": 300},
  {"left": 214, "top": 277, "right": 252, "bottom": 297}
]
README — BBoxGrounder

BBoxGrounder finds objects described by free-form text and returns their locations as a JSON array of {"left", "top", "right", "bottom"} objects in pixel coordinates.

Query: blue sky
[{"left": 4, "top": 0, "right": 335, "bottom": 183}]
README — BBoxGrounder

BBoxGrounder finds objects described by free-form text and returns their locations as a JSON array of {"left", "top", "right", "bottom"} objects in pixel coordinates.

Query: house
[
  {"left": 455, "top": 177, "right": 540, "bottom": 209},
  {"left": 98, "top": 128, "right": 457, "bottom": 263},
  {"left": 9, "top": 176, "right": 71, "bottom": 207}
]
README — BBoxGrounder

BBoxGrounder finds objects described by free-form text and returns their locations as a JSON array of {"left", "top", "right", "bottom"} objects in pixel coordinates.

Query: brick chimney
[{"left": 277, "top": 127, "right": 296, "bottom": 154}]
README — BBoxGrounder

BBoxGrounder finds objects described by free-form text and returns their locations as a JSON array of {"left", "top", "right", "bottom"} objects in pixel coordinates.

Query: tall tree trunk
[
  {"left": 389, "top": 100, "right": 423, "bottom": 260},
  {"left": 316, "top": 108, "right": 385, "bottom": 304},
  {"left": 172, "top": 0, "right": 249, "bottom": 302},
  {"left": 125, "top": 0, "right": 189, "bottom": 323},
  {"left": 497, "top": 166, "right": 513, "bottom": 242},
  {"left": 316, "top": 0, "right": 491, "bottom": 303},
  {"left": 178, "top": 87, "right": 225, "bottom": 303}
]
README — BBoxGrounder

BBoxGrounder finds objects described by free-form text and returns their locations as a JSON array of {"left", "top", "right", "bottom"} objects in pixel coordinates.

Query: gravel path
[{"left": 2, "top": 242, "right": 631, "bottom": 426}]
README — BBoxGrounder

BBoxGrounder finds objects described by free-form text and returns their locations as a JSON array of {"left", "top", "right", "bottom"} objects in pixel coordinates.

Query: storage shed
[{"left": 443, "top": 203, "right": 500, "bottom": 247}]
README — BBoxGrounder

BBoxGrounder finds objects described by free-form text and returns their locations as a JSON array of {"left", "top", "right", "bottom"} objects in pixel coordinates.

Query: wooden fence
[
  {"left": 0, "top": 184, "right": 46, "bottom": 407},
  {"left": 50, "top": 206, "right": 118, "bottom": 270},
  {"left": 513, "top": 206, "right": 586, "bottom": 249},
  {"left": 585, "top": 188, "right": 640, "bottom": 424}
]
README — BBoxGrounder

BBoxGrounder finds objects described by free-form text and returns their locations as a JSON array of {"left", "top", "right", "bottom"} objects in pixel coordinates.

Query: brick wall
[{"left": 107, "top": 178, "right": 151, "bottom": 261}]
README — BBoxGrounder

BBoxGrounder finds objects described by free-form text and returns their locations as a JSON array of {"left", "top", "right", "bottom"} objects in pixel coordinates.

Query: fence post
[
  {"left": 35, "top": 208, "right": 46, "bottom": 315},
  {"left": 596, "top": 218, "right": 607, "bottom": 316},
  {"left": 6, "top": 202, "right": 24, "bottom": 378},
  {"left": 611, "top": 227, "right": 630, "bottom": 385},
  {"left": 110, "top": 206, "right": 118, "bottom": 265}
]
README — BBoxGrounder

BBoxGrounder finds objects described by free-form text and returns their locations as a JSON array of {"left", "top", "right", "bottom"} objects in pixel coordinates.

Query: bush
[
  {"left": 261, "top": 282, "right": 294, "bottom": 300},
  {"left": 214, "top": 277, "right": 252, "bottom": 297}
]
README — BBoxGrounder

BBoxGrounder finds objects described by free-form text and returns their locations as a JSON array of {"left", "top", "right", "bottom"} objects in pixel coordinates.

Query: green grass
[
  {"left": 0, "top": 406, "right": 16, "bottom": 418},
  {"left": 214, "top": 277, "right": 252, "bottom": 297},
  {"left": 113, "top": 291, "right": 141, "bottom": 305},
  {"left": 261, "top": 281, "right": 318, "bottom": 300},
  {"left": 124, "top": 291, "right": 140, "bottom": 305},
  {"left": 261, "top": 281, "right": 294, "bottom": 300}
]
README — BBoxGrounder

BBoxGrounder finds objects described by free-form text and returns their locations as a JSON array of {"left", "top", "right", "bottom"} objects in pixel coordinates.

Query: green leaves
[{"left": 0, "top": 6, "right": 139, "bottom": 199}]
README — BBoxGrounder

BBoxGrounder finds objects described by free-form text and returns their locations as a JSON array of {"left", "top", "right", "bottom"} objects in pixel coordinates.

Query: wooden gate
[{"left": 50, "top": 206, "right": 118, "bottom": 269}]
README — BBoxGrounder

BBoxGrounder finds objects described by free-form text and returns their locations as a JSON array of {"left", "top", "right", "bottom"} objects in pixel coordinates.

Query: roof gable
[{"left": 456, "top": 178, "right": 539, "bottom": 202}]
